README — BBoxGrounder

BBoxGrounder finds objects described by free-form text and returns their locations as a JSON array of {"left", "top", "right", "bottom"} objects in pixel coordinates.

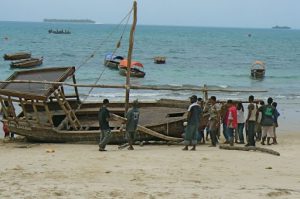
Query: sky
[{"left": 0, "top": 0, "right": 299, "bottom": 28}]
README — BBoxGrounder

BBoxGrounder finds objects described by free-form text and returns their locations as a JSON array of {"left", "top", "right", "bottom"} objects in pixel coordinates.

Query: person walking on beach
[
  {"left": 226, "top": 100, "right": 237, "bottom": 146},
  {"left": 245, "top": 95, "right": 257, "bottom": 146},
  {"left": 98, "top": 99, "right": 112, "bottom": 151},
  {"left": 208, "top": 96, "right": 220, "bottom": 147},
  {"left": 258, "top": 97, "right": 276, "bottom": 145},
  {"left": 125, "top": 100, "right": 140, "bottom": 150},
  {"left": 236, "top": 102, "right": 245, "bottom": 144},
  {"left": 183, "top": 95, "right": 202, "bottom": 151},
  {"left": 272, "top": 102, "right": 280, "bottom": 144}
]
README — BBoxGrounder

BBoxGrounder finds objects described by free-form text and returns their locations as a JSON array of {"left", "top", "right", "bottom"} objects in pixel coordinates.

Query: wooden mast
[{"left": 125, "top": 1, "right": 137, "bottom": 114}]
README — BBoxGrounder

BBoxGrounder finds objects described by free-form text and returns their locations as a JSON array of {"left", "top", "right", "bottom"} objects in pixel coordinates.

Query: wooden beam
[
  {"left": 219, "top": 145, "right": 280, "bottom": 156},
  {"left": 111, "top": 113, "right": 183, "bottom": 142}
]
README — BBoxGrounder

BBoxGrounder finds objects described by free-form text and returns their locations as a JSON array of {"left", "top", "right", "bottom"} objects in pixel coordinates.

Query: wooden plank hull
[
  {"left": 3, "top": 52, "right": 31, "bottom": 60},
  {"left": 119, "top": 67, "right": 145, "bottom": 78},
  {"left": 104, "top": 60, "right": 119, "bottom": 70},
  {"left": 8, "top": 101, "right": 186, "bottom": 144},
  {"left": 10, "top": 58, "right": 43, "bottom": 68}
]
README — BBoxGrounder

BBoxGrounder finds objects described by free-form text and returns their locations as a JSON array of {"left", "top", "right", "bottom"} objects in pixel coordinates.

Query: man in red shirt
[{"left": 226, "top": 100, "right": 237, "bottom": 146}]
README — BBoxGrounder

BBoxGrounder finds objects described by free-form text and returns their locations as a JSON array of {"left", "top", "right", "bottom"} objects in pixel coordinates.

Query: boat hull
[
  {"left": 3, "top": 53, "right": 31, "bottom": 60},
  {"left": 119, "top": 67, "right": 145, "bottom": 78},
  {"left": 8, "top": 101, "right": 186, "bottom": 144},
  {"left": 104, "top": 60, "right": 119, "bottom": 70},
  {"left": 251, "top": 69, "right": 265, "bottom": 79},
  {"left": 10, "top": 58, "right": 43, "bottom": 68}
]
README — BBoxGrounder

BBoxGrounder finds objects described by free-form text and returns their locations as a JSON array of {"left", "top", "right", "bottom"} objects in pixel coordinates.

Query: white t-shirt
[{"left": 237, "top": 109, "right": 245, "bottom": 124}]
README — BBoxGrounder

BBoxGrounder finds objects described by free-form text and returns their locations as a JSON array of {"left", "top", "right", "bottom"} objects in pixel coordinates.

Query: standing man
[
  {"left": 226, "top": 100, "right": 238, "bottom": 146},
  {"left": 183, "top": 95, "right": 202, "bottom": 151},
  {"left": 125, "top": 100, "right": 140, "bottom": 150},
  {"left": 208, "top": 96, "right": 220, "bottom": 147},
  {"left": 245, "top": 95, "right": 257, "bottom": 146},
  {"left": 98, "top": 99, "right": 112, "bottom": 151},
  {"left": 259, "top": 97, "right": 276, "bottom": 145}
]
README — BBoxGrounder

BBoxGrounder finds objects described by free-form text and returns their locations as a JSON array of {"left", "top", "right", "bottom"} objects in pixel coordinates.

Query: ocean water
[{"left": 0, "top": 21, "right": 300, "bottom": 103}]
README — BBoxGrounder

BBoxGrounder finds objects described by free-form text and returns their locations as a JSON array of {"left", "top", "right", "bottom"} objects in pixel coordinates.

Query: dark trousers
[
  {"left": 99, "top": 129, "right": 112, "bottom": 149},
  {"left": 247, "top": 121, "right": 256, "bottom": 146},
  {"left": 237, "top": 123, "right": 245, "bottom": 143}
]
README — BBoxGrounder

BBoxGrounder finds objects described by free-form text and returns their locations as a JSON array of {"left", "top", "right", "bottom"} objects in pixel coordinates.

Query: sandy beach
[{"left": 0, "top": 131, "right": 299, "bottom": 199}]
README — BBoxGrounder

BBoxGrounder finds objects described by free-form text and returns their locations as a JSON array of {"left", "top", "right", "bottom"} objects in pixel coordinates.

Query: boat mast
[{"left": 125, "top": 1, "right": 137, "bottom": 113}]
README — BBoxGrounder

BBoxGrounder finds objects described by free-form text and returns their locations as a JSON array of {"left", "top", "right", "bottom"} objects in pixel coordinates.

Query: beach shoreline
[{"left": 1, "top": 131, "right": 299, "bottom": 199}]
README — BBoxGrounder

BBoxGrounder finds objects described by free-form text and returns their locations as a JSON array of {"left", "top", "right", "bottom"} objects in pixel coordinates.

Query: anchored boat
[
  {"left": 104, "top": 53, "right": 124, "bottom": 70},
  {"left": 10, "top": 57, "right": 43, "bottom": 69},
  {"left": 251, "top": 61, "right": 265, "bottom": 79},
  {"left": 3, "top": 52, "right": 31, "bottom": 60},
  {"left": 118, "top": 59, "right": 145, "bottom": 78}
]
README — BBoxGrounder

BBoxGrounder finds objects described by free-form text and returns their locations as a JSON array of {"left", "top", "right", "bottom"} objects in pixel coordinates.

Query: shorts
[{"left": 262, "top": 126, "right": 274, "bottom": 138}]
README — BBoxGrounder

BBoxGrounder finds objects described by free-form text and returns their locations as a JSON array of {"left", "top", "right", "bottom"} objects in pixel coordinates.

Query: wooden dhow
[{"left": 0, "top": 67, "right": 186, "bottom": 143}]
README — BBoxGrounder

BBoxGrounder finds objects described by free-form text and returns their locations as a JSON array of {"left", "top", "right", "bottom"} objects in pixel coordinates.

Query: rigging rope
[
  {"left": 75, "top": 7, "right": 133, "bottom": 73},
  {"left": 64, "top": 4, "right": 134, "bottom": 111}
]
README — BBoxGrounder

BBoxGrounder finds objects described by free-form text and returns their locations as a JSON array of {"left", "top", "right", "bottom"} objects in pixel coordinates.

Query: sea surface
[{"left": 0, "top": 21, "right": 300, "bottom": 104}]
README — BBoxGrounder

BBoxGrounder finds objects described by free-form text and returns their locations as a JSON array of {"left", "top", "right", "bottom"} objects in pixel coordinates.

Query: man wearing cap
[
  {"left": 183, "top": 95, "right": 202, "bottom": 151},
  {"left": 125, "top": 100, "right": 140, "bottom": 150}
]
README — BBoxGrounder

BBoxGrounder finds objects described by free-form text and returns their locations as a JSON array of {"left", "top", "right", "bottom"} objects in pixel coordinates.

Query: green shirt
[{"left": 259, "top": 105, "right": 275, "bottom": 126}]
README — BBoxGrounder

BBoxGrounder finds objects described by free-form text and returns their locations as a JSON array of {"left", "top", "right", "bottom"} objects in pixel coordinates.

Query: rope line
[{"left": 75, "top": 7, "right": 133, "bottom": 73}]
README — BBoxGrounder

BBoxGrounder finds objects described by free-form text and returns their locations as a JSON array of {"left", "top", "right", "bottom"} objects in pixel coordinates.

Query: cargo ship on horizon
[{"left": 272, "top": 25, "right": 291, "bottom": 29}]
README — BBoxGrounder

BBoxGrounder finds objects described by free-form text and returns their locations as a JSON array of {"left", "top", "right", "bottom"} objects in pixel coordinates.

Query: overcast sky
[{"left": 0, "top": 0, "right": 299, "bottom": 28}]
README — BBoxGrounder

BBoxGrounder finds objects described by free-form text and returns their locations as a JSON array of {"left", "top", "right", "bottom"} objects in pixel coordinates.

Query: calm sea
[{"left": 0, "top": 21, "right": 300, "bottom": 103}]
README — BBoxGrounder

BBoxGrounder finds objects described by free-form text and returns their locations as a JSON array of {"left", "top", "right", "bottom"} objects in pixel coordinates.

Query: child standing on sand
[{"left": 2, "top": 120, "right": 10, "bottom": 138}]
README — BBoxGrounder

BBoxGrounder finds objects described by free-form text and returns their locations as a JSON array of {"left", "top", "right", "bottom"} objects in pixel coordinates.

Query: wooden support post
[
  {"left": 72, "top": 75, "right": 80, "bottom": 102},
  {"left": 203, "top": 84, "right": 208, "bottom": 101},
  {"left": 125, "top": 1, "right": 137, "bottom": 114},
  {"left": 44, "top": 102, "right": 54, "bottom": 126},
  {"left": 19, "top": 98, "right": 29, "bottom": 123},
  {"left": 32, "top": 100, "right": 40, "bottom": 124}
]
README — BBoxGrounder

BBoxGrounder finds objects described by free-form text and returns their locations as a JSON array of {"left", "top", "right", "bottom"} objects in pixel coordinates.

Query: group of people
[
  {"left": 97, "top": 94, "right": 280, "bottom": 152},
  {"left": 183, "top": 95, "right": 280, "bottom": 150}
]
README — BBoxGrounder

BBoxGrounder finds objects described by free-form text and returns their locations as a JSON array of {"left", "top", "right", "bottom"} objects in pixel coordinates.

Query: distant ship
[
  {"left": 272, "top": 25, "right": 291, "bottom": 29},
  {"left": 43, "top": 19, "right": 95, "bottom": 24}
]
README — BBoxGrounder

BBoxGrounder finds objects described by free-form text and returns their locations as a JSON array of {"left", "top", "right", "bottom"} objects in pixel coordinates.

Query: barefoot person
[
  {"left": 226, "top": 100, "right": 237, "bottom": 146},
  {"left": 236, "top": 102, "right": 245, "bottom": 144},
  {"left": 245, "top": 95, "right": 257, "bottom": 146},
  {"left": 98, "top": 99, "right": 112, "bottom": 151},
  {"left": 272, "top": 102, "right": 280, "bottom": 144},
  {"left": 125, "top": 100, "right": 140, "bottom": 150},
  {"left": 183, "top": 95, "right": 202, "bottom": 151},
  {"left": 258, "top": 97, "right": 276, "bottom": 145},
  {"left": 208, "top": 96, "right": 220, "bottom": 147}
]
